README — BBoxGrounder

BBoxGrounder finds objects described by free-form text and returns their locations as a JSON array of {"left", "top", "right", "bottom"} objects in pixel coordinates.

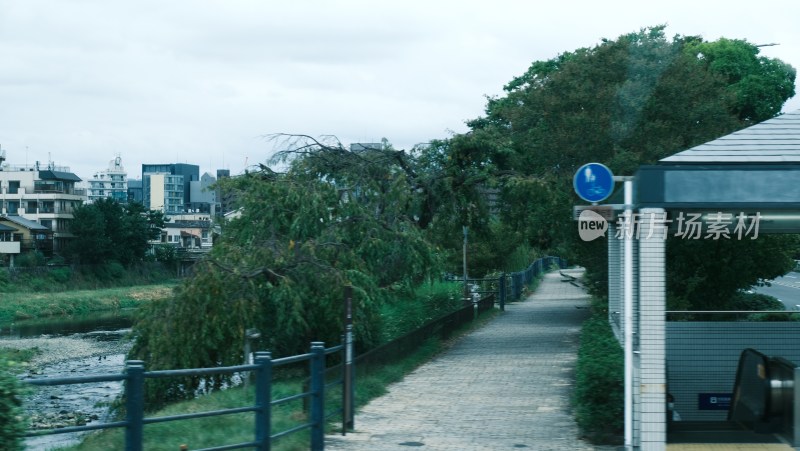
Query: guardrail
[
  {"left": 448, "top": 256, "right": 567, "bottom": 311},
  {"left": 26, "top": 341, "right": 345, "bottom": 451}
]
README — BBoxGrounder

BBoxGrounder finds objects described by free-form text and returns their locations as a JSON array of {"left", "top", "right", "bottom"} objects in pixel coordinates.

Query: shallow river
[{"left": 0, "top": 312, "right": 134, "bottom": 450}]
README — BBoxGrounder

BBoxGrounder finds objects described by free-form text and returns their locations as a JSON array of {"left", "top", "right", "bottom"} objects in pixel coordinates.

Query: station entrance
[{"left": 603, "top": 110, "right": 800, "bottom": 449}]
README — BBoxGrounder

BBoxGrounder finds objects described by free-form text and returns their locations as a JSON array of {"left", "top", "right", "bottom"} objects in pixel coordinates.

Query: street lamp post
[{"left": 463, "top": 226, "right": 469, "bottom": 302}]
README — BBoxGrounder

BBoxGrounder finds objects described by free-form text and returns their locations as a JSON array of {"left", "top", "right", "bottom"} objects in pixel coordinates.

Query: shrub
[
  {"left": 573, "top": 312, "right": 623, "bottom": 444},
  {"left": 0, "top": 359, "right": 26, "bottom": 450},
  {"left": 48, "top": 267, "right": 72, "bottom": 284},
  {"left": 15, "top": 251, "right": 45, "bottom": 268},
  {"left": 731, "top": 291, "right": 784, "bottom": 311}
]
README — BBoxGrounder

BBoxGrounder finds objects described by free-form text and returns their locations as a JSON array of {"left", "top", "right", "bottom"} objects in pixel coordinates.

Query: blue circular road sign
[{"left": 573, "top": 163, "right": 614, "bottom": 203}]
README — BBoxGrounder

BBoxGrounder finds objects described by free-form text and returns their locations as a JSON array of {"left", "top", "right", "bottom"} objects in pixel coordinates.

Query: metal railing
[
  {"left": 25, "top": 341, "right": 345, "bottom": 451},
  {"left": 448, "top": 256, "right": 567, "bottom": 311}
]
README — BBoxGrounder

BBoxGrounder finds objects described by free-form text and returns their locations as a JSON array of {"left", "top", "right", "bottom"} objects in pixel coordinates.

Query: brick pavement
[{"left": 325, "top": 268, "right": 614, "bottom": 451}]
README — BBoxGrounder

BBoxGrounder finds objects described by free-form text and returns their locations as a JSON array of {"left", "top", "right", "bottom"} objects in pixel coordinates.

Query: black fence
[
  {"left": 448, "top": 255, "right": 567, "bottom": 311},
  {"left": 26, "top": 342, "right": 344, "bottom": 451}
]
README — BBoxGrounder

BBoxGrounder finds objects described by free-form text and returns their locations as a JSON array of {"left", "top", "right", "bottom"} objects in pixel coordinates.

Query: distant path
[{"left": 326, "top": 268, "right": 611, "bottom": 450}]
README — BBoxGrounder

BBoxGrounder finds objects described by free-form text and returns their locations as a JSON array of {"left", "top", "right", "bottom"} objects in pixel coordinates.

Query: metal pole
[
  {"left": 463, "top": 226, "right": 468, "bottom": 302},
  {"left": 623, "top": 179, "right": 634, "bottom": 450},
  {"left": 254, "top": 352, "right": 272, "bottom": 451},
  {"left": 310, "top": 342, "right": 325, "bottom": 451},
  {"left": 499, "top": 273, "right": 506, "bottom": 311},
  {"left": 343, "top": 285, "right": 354, "bottom": 433},
  {"left": 125, "top": 360, "right": 145, "bottom": 451}
]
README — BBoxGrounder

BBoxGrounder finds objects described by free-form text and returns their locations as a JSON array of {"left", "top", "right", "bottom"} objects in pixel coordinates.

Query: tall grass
[
  {"left": 0, "top": 263, "right": 175, "bottom": 294},
  {"left": 378, "top": 281, "right": 463, "bottom": 342},
  {"left": 0, "top": 284, "right": 175, "bottom": 324}
]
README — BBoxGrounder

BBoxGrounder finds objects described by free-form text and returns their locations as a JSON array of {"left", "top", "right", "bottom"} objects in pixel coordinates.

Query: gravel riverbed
[{"left": 1, "top": 329, "right": 133, "bottom": 450}]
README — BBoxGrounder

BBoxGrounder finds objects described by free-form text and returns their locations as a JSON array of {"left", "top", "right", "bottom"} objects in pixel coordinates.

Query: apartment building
[
  {"left": 88, "top": 155, "right": 128, "bottom": 203},
  {"left": 0, "top": 149, "right": 83, "bottom": 253},
  {"left": 141, "top": 163, "right": 199, "bottom": 213}
]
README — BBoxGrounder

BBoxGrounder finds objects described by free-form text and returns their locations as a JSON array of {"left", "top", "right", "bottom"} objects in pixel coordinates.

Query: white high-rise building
[{"left": 88, "top": 156, "right": 128, "bottom": 204}]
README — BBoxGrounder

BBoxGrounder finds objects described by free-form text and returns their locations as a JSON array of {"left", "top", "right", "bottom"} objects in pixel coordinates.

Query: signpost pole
[{"left": 623, "top": 179, "right": 634, "bottom": 451}]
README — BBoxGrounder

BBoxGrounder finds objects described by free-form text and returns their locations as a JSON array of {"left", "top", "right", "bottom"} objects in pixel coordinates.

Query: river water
[{"left": 0, "top": 312, "right": 135, "bottom": 450}]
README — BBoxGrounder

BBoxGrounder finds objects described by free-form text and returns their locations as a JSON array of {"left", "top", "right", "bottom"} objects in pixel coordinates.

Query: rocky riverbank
[{"left": 1, "top": 329, "right": 133, "bottom": 449}]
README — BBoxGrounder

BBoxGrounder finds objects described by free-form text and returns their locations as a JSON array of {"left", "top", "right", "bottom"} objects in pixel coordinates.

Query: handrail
[{"left": 24, "top": 342, "right": 344, "bottom": 451}]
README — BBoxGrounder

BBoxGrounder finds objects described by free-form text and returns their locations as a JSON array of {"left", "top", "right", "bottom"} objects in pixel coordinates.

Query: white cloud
[{"left": 1, "top": 0, "right": 799, "bottom": 179}]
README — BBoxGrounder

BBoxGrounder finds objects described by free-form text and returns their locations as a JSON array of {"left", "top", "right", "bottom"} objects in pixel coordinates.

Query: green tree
[
  {"left": 130, "top": 154, "right": 443, "bottom": 406},
  {"left": 67, "top": 199, "right": 165, "bottom": 266},
  {"left": 269, "top": 134, "right": 498, "bottom": 275},
  {"left": 461, "top": 26, "right": 796, "bottom": 307}
]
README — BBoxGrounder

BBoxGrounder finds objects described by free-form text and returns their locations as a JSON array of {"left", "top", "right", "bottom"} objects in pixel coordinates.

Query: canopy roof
[
  {"left": 661, "top": 110, "right": 800, "bottom": 164},
  {"left": 634, "top": 111, "right": 800, "bottom": 232}
]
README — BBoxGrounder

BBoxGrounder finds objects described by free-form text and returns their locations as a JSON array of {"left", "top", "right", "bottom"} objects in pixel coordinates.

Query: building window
[
  {"left": 8, "top": 181, "right": 20, "bottom": 194},
  {"left": 7, "top": 201, "right": 19, "bottom": 214}
]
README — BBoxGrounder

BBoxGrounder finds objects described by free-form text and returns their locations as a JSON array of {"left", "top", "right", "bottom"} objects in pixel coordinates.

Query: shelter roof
[
  {"left": 661, "top": 110, "right": 800, "bottom": 163},
  {"left": 0, "top": 215, "right": 50, "bottom": 231}
]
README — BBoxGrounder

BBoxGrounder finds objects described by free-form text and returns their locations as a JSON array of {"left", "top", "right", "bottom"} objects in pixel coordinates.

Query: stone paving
[{"left": 325, "top": 268, "right": 615, "bottom": 451}]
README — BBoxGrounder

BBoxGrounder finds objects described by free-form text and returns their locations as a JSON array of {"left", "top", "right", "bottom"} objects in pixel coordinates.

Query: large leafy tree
[
  {"left": 462, "top": 26, "right": 797, "bottom": 308},
  {"left": 130, "top": 141, "right": 445, "bottom": 405},
  {"left": 67, "top": 198, "right": 165, "bottom": 266}
]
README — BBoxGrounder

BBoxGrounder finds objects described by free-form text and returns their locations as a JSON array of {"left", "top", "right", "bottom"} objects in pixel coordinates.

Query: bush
[
  {"left": 731, "top": 291, "right": 784, "bottom": 311},
  {"left": 0, "top": 359, "right": 26, "bottom": 450},
  {"left": 89, "top": 261, "right": 126, "bottom": 281},
  {"left": 15, "top": 251, "right": 45, "bottom": 268},
  {"left": 573, "top": 312, "right": 623, "bottom": 444},
  {"left": 379, "top": 281, "right": 462, "bottom": 342},
  {"left": 48, "top": 267, "right": 72, "bottom": 284}
]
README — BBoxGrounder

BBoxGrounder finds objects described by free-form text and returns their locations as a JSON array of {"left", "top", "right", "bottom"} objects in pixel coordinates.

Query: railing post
[
  {"left": 310, "top": 342, "right": 325, "bottom": 451},
  {"left": 125, "top": 360, "right": 145, "bottom": 451},
  {"left": 499, "top": 273, "right": 506, "bottom": 311},
  {"left": 512, "top": 273, "right": 520, "bottom": 301},
  {"left": 343, "top": 286, "right": 355, "bottom": 433},
  {"left": 254, "top": 351, "right": 272, "bottom": 451}
]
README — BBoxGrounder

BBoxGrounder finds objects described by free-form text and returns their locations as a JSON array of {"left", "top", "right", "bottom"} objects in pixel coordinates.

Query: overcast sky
[{"left": 2, "top": 1, "right": 799, "bottom": 181}]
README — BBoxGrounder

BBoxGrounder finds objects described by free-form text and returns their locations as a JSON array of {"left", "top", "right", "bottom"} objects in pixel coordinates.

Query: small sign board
[
  {"left": 573, "top": 205, "right": 615, "bottom": 221},
  {"left": 573, "top": 163, "right": 614, "bottom": 203},
  {"left": 698, "top": 393, "right": 732, "bottom": 411}
]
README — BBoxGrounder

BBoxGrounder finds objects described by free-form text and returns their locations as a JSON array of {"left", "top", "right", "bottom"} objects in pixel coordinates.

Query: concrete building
[
  {"left": 88, "top": 155, "right": 128, "bottom": 204},
  {"left": 188, "top": 172, "right": 217, "bottom": 214},
  {"left": 0, "top": 148, "right": 83, "bottom": 254},
  {"left": 127, "top": 179, "right": 143, "bottom": 204},
  {"left": 141, "top": 163, "right": 199, "bottom": 213},
  {"left": 143, "top": 172, "right": 184, "bottom": 214}
]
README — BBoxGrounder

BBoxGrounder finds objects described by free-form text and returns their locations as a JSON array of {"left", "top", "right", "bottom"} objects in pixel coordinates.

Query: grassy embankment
[
  {"left": 0, "top": 264, "right": 177, "bottom": 324},
  {"left": 0, "top": 285, "right": 175, "bottom": 324}
]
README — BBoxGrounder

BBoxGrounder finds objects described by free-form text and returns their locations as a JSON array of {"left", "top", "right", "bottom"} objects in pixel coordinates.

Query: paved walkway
[{"left": 325, "top": 268, "right": 608, "bottom": 451}]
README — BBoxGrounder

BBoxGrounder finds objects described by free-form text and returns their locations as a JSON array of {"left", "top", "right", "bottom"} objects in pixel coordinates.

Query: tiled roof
[
  {"left": 0, "top": 215, "right": 50, "bottom": 231},
  {"left": 661, "top": 110, "right": 800, "bottom": 163}
]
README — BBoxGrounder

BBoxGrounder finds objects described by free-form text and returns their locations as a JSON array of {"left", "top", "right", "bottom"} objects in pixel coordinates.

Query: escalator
[{"left": 668, "top": 348, "right": 797, "bottom": 446}]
